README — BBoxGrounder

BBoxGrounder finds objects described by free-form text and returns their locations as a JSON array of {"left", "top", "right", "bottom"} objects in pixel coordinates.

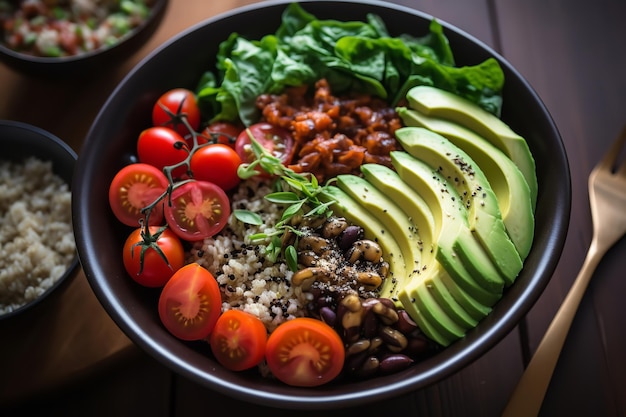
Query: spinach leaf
[{"left": 196, "top": 2, "right": 505, "bottom": 126}]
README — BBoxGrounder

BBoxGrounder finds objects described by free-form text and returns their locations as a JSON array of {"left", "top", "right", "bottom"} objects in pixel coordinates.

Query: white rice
[
  {"left": 0, "top": 157, "right": 76, "bottom": 315},
  {"left": 188, "top": 179, "right": 309, "bottom": 333}
]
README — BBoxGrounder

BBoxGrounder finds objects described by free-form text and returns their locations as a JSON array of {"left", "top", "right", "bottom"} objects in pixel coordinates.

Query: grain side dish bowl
[
  {"left": 73, "top": 0, "right": 571, "bottom": 409},
  {"left": 0, "top": 0, "right": 169, "bottom": 77},
  {"left": 0, "top": 120, "right": 78, "bottom": 320}
]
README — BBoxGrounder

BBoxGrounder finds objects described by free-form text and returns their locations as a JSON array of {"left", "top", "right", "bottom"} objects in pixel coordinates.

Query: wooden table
[{"left": 1, "top": 0, "right": 625, "bottom": 415}]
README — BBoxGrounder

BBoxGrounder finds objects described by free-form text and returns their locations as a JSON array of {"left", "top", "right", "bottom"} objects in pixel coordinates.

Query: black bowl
[
  {"left": 0, "top": 0, "right": 169, "bottom": 78},
  {"left": 0, "top": 120, "right": 79, "bottom": 320},
  {"left": 72, "top": 0, "right": 571, "bottom": 409}
]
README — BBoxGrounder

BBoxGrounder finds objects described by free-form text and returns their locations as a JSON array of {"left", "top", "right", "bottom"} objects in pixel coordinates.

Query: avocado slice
[
  {"left": 422, "top": 268, "right": 479, "bottom": 328},
  {"left": 398, "top": 107, "right": 535, "bottom": 260},
  {"left": 361, "top": 164, "right": 480, "bottom": 329},
  {"left": 360, "top": 164, "right": 435, "bottom": 265},
  {"left": 400, "top": 292, "right": 454, "bottom": 347},
  {"left": 389, "top": 151, "right": 505, "bottom": 300},
  {"left": 401, "top": 277, "right": 468, "bottom": 345},
  {"left": 405, "top": 85, "right": 538, "bottom": 208},
  {"left": 394, "top": 244, "right": 484, "bottom": 333},
  {"left": 319, "top": 185, "right": 408, "bottom": 286},
  {"left": 334, "top": 174, "right": 424, "bottom": 290},
  {"left": 438, "top": 267, "right": 493, "bottom": 321},
  {"left": 394, "top": 127, "right": 523, "bottom": 284}
]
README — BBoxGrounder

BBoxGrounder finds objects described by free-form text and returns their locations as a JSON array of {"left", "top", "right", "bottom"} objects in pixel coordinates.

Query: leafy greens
[{"left": 196, "top": 2, "right": 505, "bottom": 127}]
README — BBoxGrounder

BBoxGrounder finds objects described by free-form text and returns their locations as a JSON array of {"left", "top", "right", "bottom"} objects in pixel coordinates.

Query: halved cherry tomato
[
  {"left": 190, "top": 144, "right": 242, "bottom": 191},
  {"left": 108, "top": 163, "right": 168, "bottom": 227},
  {"left": 122, "top": 226, "right": 184, "bottom": 288},
  {"left": 164, "top": 180, "right": 231, "bottom": 241},
  {"left": 158, "top": 263, "right": 222, "bottom": 341},
  {"left": 201, "top": 122, "right": 243, "bottom": 148},
  {"left": 235, "top": 123, "right": 296, "bottom": 173},
  {"left": 152, "top": 88, "right": 201, "bottom": 136},
  {"left": 210, "top": 310, "right": 267, "bottom": 371},
  {"left": 137, "top": 126, "right": 189, "bottom": 178},
  {"left": 265, "top": 317, "right": 345, "bottom": 387}
]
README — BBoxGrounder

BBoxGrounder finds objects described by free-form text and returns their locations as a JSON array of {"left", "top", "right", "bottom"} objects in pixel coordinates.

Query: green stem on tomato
[{"left": 138, "top": 115, "right": 232, "bottom": 235}]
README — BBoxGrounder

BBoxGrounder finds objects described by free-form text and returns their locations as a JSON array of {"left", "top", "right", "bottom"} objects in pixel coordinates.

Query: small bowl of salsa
[{"left": 0, "top": 0, "right": 168, "bottom": 77}]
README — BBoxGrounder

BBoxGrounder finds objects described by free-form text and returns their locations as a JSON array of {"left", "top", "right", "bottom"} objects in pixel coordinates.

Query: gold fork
[{"left": 501, "top": 126, "right": 626, "bottom": 417}]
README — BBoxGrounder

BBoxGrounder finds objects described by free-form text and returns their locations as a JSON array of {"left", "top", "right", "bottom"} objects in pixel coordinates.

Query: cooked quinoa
[
  {"left": 0, "top": 157, "right": 76, "bottom": 315},
  {"left": 188, "top": 179, "right": 309, "bottom": 333}
]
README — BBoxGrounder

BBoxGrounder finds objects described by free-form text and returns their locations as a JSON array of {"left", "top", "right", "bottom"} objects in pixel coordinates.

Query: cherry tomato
[
  {"left": 122, "top": 226, "right": 184, "bottom": 288},
  {"left": 265, "top": 317, "right": 345, "bottom": 387},
  {"left": 235, "top": 123, "right": 296, "bottom": 172},
  {"left": 210, "top": 310, "right": 267, "bottom": 371},
  {"left": 108, "top": 163, "right": 168, "bottom": 227},
  {"left": 158, "top": 263, "right": 222, "bottom": 341},
  {"left": 164, "top": 180, "right": 231, "bottom": 241},
  {"left": 201, "top": 122, "right": 243, "bottom": 148},
  {"left": 152, "top": 88, "right": 201, "bottom": 136},
  {"left": 190, "top": 144, "right": 242, "bottom": 191},
  {"left": 137, "top": 126, "right": 189, "bottom": 178}
]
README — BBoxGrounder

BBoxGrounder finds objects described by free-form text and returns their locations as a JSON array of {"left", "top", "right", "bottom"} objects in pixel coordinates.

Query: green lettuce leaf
[{"left": 196, "top": 2, "right": 505, "bottom": 126}]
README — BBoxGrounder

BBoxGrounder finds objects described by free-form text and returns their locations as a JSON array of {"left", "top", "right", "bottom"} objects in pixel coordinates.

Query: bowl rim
[
  {"left": 0, "top": 119, "right": 80, "bottom": 321},
  {"left": 74, "top": 0, "right": 571, "bottom": 408}
]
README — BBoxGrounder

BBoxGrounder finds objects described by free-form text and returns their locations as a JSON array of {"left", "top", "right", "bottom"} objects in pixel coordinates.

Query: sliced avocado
[
  {"left": 398, "top": 107, "right": 535, "bottom": 260},
  {"left": 405, "top": 262, "right": 478, "bottom": 329},
  {"left": 390, "top": 151, "right": 505, "bottom": 300},
  {"left": 320, "top": 186, "right": 476, "bottom": 346},
  {"left": 399, "top": 276, "right": 467, "bottom": 346},
  {"left": 405, "top": 85, "right": 537, "bottom": 208},
  {"left": 425, "top": 267, "right": 479, "bottom": 328},
  {"left": 453, "top": 227, "right": 506, "bottom": 287},
  {"left": 319, "top": 185, "right": 408, "bottom": 288},
  {"left": 326, "top": 166, "right": 492, "bottom": 346},
  {"left": 334, "top": 174, "right": 424, "bottom": 296},
  {"left": 438, "top": 268, "right": 492, "bottom": 320},
  {"left": 394, "top": 127, "right": 523, "bottom": 285},
  {"left": 360, "top": 164, "right": 479, "bottom": 330},
  {"left": 360, "top": 163, "right": 436, "bottom": 265},
  {"left": 399, "top": 292, "right": 454, "bottom": 347}
]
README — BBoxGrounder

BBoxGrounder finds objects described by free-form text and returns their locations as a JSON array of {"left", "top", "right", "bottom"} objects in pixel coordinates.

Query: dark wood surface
[{"left": 1, "top": 0, "right": 625, "bottom": 416}]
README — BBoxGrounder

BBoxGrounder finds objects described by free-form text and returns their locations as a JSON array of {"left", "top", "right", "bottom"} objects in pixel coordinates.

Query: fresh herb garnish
[{"left": 234, "top": 131, "right": 335, "bottom": 270}]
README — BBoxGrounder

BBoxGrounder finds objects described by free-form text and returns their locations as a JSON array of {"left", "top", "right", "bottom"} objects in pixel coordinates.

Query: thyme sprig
[{"left": 234, "top": 131, "right": 336, "bottom": 270}]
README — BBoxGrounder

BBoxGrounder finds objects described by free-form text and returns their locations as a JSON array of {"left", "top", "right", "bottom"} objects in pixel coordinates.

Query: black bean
[
  {"left": 367, "top": 336, "right": 384, "bottom": 355},
  {"left": 319, "top": 306, "right": 337, "bottom": 327},
  {"left": 378, "top": 298, "right": 396, "bottom": 309},
  {"left": 379, "top": 354, "right": 414, "bottom": 374},
  {"left": 379, "top": 326, "right": 408, "bottom": 350},
  {"left": 394, "top": 309, "right": 419, "bottom": 334},
  {"left": 346, "top": 339, "right": 371, "bottom": 356},
  {"left": 404, "top": 335, "right": 432, "bottom": 357},
  {"left": 345, "top": 350, "right": 369, "bottom": 373},
  {"left": 343, "top": 325, "right": 361, "bottom": 344},
  {"left": 353, "top": 356, "right": 380, "bottom": 378},
  {"left": 362, "top": 309, "right": 378, "bottom": 339},
  {"left": 338, "top": 225, "right": 363, "bottom": 252}
]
